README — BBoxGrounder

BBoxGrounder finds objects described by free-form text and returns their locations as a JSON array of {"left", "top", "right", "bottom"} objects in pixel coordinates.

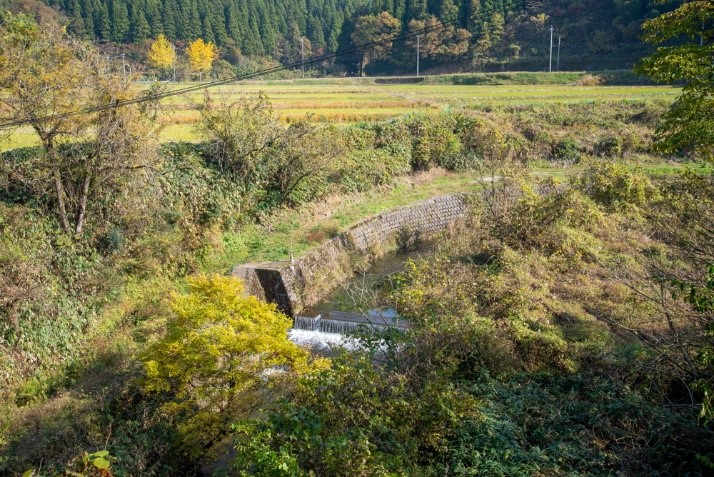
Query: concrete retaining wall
[{"left": 232, "top": 194, "right": 469, "bottom": 315}]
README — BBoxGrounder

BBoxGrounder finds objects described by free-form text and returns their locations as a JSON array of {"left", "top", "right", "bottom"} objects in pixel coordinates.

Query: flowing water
[{"left": 288, "top": 248, "right": 425, "bottom": 352}]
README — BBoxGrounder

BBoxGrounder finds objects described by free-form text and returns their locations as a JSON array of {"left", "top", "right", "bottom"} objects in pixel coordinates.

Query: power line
[{"left": 0, "top": 12, "right": 475, "bottom": 130}]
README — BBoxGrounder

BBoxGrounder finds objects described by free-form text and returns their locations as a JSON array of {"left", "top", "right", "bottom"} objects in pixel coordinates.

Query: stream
[{"left": 288, "top": 248, "right": 426, "bottom": 352}]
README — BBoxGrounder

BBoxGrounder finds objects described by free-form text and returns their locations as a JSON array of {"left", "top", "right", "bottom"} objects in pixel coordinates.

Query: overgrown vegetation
[
  {"left": 231, "top": 165, "right": 714, "bottom": 476},
  {"left": 1, "top": 6, "right": 714, "bottom": 476}
]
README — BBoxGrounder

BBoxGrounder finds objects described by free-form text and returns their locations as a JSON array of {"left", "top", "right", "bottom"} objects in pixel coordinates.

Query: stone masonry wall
[{"left": 232, "top": 194, "right": 469, "bottom": 315}]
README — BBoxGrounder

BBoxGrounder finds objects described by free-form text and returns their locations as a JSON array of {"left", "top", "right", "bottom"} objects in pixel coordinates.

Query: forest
[
  {"left": 23, "top": 0, "right": 685, "bottom": 73},
  {"left": 0, "top": 0, "right": 713, "bottom": 476}
]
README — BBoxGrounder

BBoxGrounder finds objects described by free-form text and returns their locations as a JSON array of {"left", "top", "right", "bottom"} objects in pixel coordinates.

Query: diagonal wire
[{"left": 0, "top": 12, "right": 475, "bottom": 130}]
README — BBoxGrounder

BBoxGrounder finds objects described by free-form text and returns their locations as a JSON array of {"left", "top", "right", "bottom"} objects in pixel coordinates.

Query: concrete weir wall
[{"left": 232, "top": 194, "right": 469, "bottom": 315}]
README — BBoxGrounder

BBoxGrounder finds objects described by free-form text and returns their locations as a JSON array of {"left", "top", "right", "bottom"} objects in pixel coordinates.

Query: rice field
[{"left": 1, "top": 78, "right": 680, "bottom": 150}]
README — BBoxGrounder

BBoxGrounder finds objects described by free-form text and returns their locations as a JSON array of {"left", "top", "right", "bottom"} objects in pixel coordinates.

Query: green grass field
[{"left": 0, "top": 77, "right": 680, "bottom": 150}]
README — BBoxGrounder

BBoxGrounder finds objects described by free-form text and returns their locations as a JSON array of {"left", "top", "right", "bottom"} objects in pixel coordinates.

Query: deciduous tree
[
  {"left": 198, "top": 93, "right": 339, "bottom": 207},
  {"left": 142, "top": 275, "right": 325, "bottom": 457},
  {"left": 0, "top": 11, "right": 159, "bottom": 236},
  {"left": 351, "top": 11, "right": 400, "bottom": 76},
  {"left": 148, "top": 33, "right": 176, "bottom": 75},
  {"left": 636, "top": 0, "right": 714, "bottom": 160},
  {"left": 185, "top": 37, "right": 218, "bottom": 79},
  {"left": 407, "top": 15, "right": 471, "bottom": 61}
]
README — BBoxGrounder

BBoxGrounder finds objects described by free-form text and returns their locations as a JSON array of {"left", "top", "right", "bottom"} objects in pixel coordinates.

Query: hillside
[
  {"left": 1, "top": 3, "right": 713, "bottom": 475},
  {"left": 16, "top": 0, "right": 685, "bottom": 73}
]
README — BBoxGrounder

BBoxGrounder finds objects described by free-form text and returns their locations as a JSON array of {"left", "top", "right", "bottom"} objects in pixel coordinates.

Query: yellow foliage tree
[
  {"left": 147, "top": 34, "right": 175, "bottom": 71},
  {"left": 142, "top": 274, "right": 327, "bottom": 457},
  {"left": 0, "top": 11, "right": 159, "bottom": 236},
  {"left": 185, "top": 38, "right": 218, "bottom": 79}
]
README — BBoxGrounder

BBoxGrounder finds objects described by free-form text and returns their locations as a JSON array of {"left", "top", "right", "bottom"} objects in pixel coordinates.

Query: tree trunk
[
  {"left": 75, "top": 171, "right": 91, "bottom": 235},
  {"left": 47, "top": 143, "right": 72, "bottom": 234}
]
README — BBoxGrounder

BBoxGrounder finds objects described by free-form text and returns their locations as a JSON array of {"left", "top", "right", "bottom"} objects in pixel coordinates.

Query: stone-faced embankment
[{"left": 232, "top": 194, "right": 469, "bottom": 315}]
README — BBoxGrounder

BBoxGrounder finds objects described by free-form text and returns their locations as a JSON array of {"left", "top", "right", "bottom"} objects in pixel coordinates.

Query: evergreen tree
[
  {"left": 211, "top": 10, "right": 229, "bottom": 45},
  {"left": 407, "top": 0, "right": 428, "bottom": 20},
  {"left": 201, "top": 14, "right": 215, "bottom": 44},
  {"left": 225, "top": 3, "right": 241, "bottom": 41},
  {"left": 131, "top": 11, "right": 151, "bottom": 43},
  {"left": 96, "top": 3, "right": 111, "bottom": 40},
  {"left": 467, "top": 0, "right": 482, "bottom": 33},
  {"left": 187, "top": 0, "right": 202, "bottom": 40},
  {"left": 147, "top": 0, "right": 162, "bottom": 37},
  {"left": 110, "top": 0, "right": 129, "bottom": 42},
  {"left": 81, "top": 0, "right": 95, "bottom": 38},
  {"left": 308, "top": 14, "right": 325, "bottom": 49},
  {"left": 68, "top": 0, "right": 86, "bottom": 37},
  {"left": 439, "top": 0, "right": 460, "bottom": 23},
  {"left": 490, "top": 11, "right": 504, "bottom": 45},
  {"left": 162, "top": 0, "right": 177, "bottom": 39},
  {"left": 326, "top": 18, "right": 340, "bottom": 51}
]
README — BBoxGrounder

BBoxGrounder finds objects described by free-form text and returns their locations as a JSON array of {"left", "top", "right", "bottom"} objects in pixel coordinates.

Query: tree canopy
[
  {"left": 142, "top": 275, "right": 327, "bottom": 456},
  {"left": 185, "top": 37, "right": 218, "bottom": 76},
  {"left": 0, "top": 9, "right": 159, "bottom": 236},
  {"left": 45, "top": 0, "right": 688, "bottom": 73},
  {"left": 637, "top": 0, "right": 714, "bottom": 160},
  {"left": 148, "top": 33, "right": 176, "bottom": 70}
]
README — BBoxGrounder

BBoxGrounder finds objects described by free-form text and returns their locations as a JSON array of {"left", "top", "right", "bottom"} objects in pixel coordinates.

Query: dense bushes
[
  {"left": 198, "top": 97, "right": 534, "bottom": 200},
  {"left": 1, "top": 94, "right": 706, "bottom": 475},
  {"left": 503, "top": 101, "right": 666, "bottom": 161},
  {"left": 0, "top": 202, "right": 114, "bottom": 386},
  {"left": 573, "top": 162, "right": 657, "bottom": 209},
  {"left": 445, "top": 373, "right": 709, "bottom": 476},
  {"left": 234, "top": 355, "right": 477, "bottom": 476},
  {"left": 199, "top": 94, "right": 340, "bottom": 209},
  {"left": 229, "top": 167, "right": 714, "bottom": 476}
]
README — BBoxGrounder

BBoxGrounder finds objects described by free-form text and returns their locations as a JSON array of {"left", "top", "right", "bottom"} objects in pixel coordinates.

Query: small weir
[
  {"left": 293, "top": 311, "right": 408, "bottom": 335},
  {"left": 287, "top": 251, "right": 418, "bottom": 352},
  {"left": 289, "top": 311, "right": 407, "bottom": 353}
]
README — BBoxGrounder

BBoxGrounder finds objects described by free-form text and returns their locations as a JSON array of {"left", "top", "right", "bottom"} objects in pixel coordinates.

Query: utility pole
[
  {"left": 549, "top": 25, "right": 554, "bottom": 72},
  {"left": 416, "top": 34, "right": 420, "bottom": 77},
  {"left": 171, "top": 43, "right": 176, "bottom": 82},
  {"left": 301, "top": 37, "right": 305, "bottom": 77},
  {"left": 557, "top": 35, "right": 561, "bottom": 72}
]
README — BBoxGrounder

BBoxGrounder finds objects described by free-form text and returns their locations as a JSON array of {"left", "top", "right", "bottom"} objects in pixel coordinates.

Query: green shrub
[
  {"left": 443, "top": 373, "right": 710, "bottom": 476},
  {"left": 444, "top": 115, "right": 511, "bottom": 170},
  {"left": 552, "top": 138, "right": 581, "bottom": 163},
  {"left": 595, "top": 134, "right": 625, "bottom": 157},
  {"left": 367, "top": 119, "right": 413, "bottom": 166},
  {"left": 233, "top": 355, "right": 478, "bottom": 477},
  {"left": 574, "top": 162, "right": 657, "bottom": 209},
  {"left": 405, "top": 114, "right": 461, "bottom": 171},
  {"left": 338, "top": 148, "right": 411, "bottom": 192},
  {"left": 509, "top": 317, "right": 568, "bottom": 371},
  {"left": 595, "top": 128, "right": 648, "bottom": 158}
]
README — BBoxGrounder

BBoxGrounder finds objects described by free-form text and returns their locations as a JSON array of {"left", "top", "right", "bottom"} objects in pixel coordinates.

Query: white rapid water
[
  {"left": 288, "top": 328, "right": 360, "bottom": 352},
  {"left": 288, "top": 312, "right": 407, "bottom": 354}
]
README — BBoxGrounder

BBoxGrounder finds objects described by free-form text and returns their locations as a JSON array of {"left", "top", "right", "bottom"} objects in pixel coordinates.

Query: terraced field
[{"left": 1, "top": 79, "right": 679, "bottom": 149}]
